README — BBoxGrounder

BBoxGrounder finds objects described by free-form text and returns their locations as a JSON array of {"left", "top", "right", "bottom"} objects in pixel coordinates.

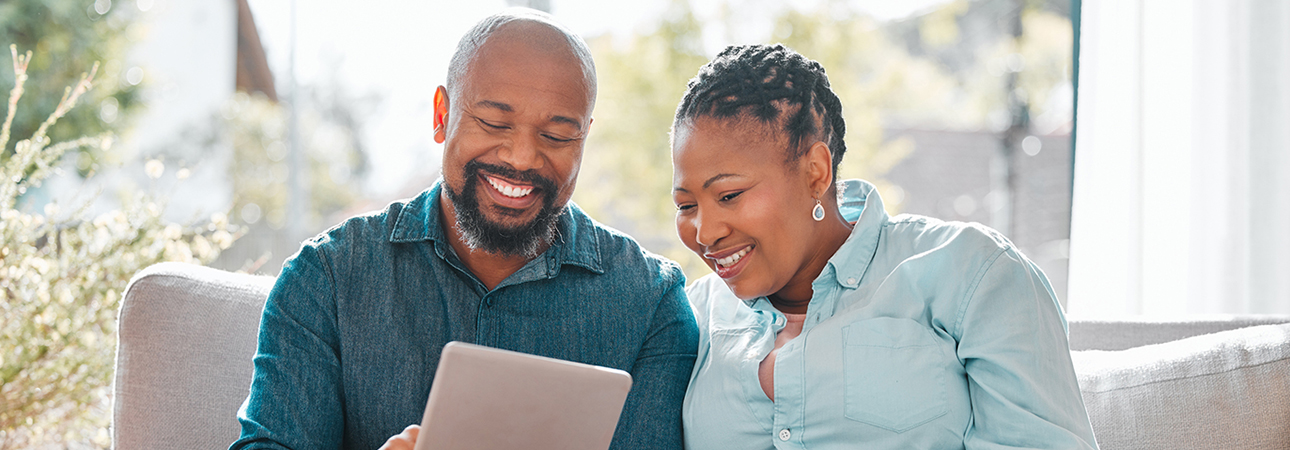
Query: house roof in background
[{"left": 236, "top": 0, "right": 277, "bottom": 101}]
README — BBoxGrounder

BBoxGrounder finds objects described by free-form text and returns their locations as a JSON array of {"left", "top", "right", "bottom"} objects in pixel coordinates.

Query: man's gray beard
[
  {"left": 443, "top": 161, "right": 564, "bottom": 259},
  {"left": 452, "top": 212, "right": 559, "bottom": 259}
]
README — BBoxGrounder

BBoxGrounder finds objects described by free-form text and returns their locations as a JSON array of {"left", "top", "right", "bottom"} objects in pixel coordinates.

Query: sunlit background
[{"left": 3, "top": 0, "right": 1289, "bottom": 446}]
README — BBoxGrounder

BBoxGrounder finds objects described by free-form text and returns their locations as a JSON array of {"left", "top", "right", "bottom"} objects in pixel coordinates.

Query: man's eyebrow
[
  {"left": 475, "top": 100, "right": 513, "bottom": 112},
  {"left": 548, "top": 115, "right": 583, "bottom": 132}
]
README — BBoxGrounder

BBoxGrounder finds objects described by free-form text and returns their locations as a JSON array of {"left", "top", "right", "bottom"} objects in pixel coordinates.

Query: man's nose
[{"left": 497, "top": 131, "right": 542, "bottom": 173}]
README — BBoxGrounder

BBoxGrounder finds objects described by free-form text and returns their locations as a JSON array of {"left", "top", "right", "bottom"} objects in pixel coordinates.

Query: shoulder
[
  {"left": 568, "top": 203, "right": 685, "bottom": 289},
  {"left": 684, "top": 274, "right": 726, "bottom": 314},
  {"left": 303, "top": 200, "right": 406, "bottom": 254},
  {"left": 684, "top": 274, "right": 750, "bottom": 330},
  {"left": 882, "top": 213, "right": 1015, "bottom": 264},
  {"left": 288, "top": 195, "right": 421, "bottom": 272}
]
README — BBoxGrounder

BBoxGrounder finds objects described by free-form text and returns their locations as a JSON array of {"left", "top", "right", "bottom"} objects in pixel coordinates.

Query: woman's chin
[{"left": 723, "top": 279, "right": 770, "bottom": 301}]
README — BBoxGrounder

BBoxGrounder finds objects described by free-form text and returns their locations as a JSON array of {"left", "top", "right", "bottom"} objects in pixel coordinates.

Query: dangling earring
[{"left": 812, "top": 197, "right": 825, "bottom": 222}]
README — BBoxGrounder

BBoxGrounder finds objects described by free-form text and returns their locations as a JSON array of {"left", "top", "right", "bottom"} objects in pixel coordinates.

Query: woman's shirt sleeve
[{"left": 954, "top": 245, "right": 1099, "bottom": 449}]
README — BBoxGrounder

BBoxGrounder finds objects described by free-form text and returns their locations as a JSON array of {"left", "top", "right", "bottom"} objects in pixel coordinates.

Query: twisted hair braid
[{"left": 674, "top": 44, "right": 846, "bottom": 180}]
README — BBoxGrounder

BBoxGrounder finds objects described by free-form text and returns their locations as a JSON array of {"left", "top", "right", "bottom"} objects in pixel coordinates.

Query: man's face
[{"left": 438, "top": 24, "right": 593, "bottom": 257}]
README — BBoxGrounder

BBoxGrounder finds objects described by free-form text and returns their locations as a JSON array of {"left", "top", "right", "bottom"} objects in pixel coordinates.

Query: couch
[{"left": 112, "top": 262, "right": 1290, "bottom": 449}]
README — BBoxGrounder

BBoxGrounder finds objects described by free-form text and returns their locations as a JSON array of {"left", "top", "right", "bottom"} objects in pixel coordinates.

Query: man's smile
[
  {"left": 478, "top": 172, "right": 542, "bottom": 211},
  {"left": 485, "top": 174, "right": 535, "bottom": 198}
]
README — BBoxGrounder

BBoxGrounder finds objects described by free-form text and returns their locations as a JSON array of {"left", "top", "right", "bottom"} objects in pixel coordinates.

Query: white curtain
[{"left": 1068, "top": 0, "right": 1290, "bottom": 316}]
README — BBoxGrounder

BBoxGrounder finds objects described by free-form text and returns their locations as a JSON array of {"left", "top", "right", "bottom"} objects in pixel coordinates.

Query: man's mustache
[{"left": 465, "top": 160, "right": 558, "bottom": 196}]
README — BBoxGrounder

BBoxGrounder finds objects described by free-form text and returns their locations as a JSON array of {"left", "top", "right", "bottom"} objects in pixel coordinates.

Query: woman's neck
[{"left": 768, "top": 211, "right": 853, "bottom": 314}]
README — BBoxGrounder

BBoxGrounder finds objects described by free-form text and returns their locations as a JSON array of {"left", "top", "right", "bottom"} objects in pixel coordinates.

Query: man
[{"left": 231, "top": 9, "right": 698, "bottom": 450}]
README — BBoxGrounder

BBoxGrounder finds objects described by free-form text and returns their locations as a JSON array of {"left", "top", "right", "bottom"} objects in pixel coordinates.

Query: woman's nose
[{"left": 693, "top": 208, "right": 729, "bottom": 248}]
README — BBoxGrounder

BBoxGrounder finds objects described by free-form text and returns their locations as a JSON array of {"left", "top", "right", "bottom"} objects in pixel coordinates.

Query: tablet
[{"left": 413, "top": 341, "right": 633, "bottom": 450}]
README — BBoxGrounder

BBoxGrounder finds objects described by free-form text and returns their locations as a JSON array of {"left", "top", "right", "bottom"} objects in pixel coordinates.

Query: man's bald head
[{"left": 446, "top": 8, "right": 597, "bottom": 109}]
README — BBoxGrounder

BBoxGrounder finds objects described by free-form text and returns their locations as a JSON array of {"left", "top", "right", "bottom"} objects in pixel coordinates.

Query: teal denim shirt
[
  {"left": 682, "top": 179, "right": 1097, "bottom": 450},
  {"left": 232, "top": 180, "right": 698, "bottom": 450}
]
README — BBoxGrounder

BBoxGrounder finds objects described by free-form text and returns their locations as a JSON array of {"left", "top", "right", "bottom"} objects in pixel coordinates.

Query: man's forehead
[{"left": 458, "top": 42, "right": 593, "bottom": 120}]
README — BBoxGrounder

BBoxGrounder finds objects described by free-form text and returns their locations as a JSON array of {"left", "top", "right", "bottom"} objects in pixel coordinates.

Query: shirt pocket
[{"left": 841, "top": 317, "right": 949, "bottom": 433}]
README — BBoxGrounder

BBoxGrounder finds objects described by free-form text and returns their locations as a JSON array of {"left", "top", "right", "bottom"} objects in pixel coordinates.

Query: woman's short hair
[{"left": 674, "top": 44, "right": 846, "bottom": 180}]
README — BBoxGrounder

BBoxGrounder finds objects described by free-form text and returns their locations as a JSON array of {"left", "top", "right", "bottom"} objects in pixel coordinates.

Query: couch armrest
[
  {"left": 113, "top": 262, "right": 275, "bottom": 449},
  {"left": 1068, "top": 315, "right": 1290, "bottom": 351},
  {"left": 1072, "top": 322, "right": 1290, "bottom": 450}
]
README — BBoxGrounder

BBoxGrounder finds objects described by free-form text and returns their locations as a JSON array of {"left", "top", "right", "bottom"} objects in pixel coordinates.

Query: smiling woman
[{"left": 673, "top": 44, "right": 1098, "bottom": 450}]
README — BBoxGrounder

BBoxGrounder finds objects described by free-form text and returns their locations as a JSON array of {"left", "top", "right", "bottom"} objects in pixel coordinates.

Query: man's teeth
[
  {"left": 486, "top": 177, "right": 533, "bottom": 198},
  {"left": 715, "top": 247, "right": 750, "bottom": 267}
]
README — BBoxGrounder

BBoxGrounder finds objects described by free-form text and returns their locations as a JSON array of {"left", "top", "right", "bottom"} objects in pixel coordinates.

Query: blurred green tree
[
  {"left": 0, "top": 46, "right": 236, "bottom": 450},
  {"left": 576, "top": 0, "right": 711, "bottom": 276},
  {"left": 577, "top": 0, "right": 920, "bottom": 281},
  {"left": 0, "top": 0, "right": 141, "bottom": 174}
]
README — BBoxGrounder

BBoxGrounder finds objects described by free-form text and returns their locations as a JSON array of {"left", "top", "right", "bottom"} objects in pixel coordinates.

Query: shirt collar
[
  {"left": 389, "top": 179, "right": 604, "bottom": 275},
  {"left": 826, "top": 179, "right": 887, "bottom": 289}
]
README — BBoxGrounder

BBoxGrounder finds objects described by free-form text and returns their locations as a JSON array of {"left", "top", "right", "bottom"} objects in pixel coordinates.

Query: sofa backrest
[
  {"left": 111, "top": 262, "right": 1290, "bottom": 450},
  {"left": 1071, "top": 321, "right": 1290, "bottom": 450},
  {"left": 113, "top": 262, "right": 274, "bottom": 449}
]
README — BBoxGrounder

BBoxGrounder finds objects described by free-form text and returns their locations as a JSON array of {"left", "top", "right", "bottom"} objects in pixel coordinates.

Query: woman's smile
[{"left": 706, "top": 244, "right": 754, "bottom": 278}]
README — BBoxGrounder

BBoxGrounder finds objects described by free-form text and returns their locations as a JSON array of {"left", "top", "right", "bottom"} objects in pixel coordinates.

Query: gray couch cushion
[
  {"left": 1072, "top": 322, "right": 1290, "bottom": 450},
  {"left": 113, "top": 262, "right": 274, "bottom": 449},
  {"left": 1069, "top": 316, "right": 1290, "bottom": 351}
]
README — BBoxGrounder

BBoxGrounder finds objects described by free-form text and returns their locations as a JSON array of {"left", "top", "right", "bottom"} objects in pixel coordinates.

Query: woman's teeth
[
  {"left": 487, "top": 177, "right": 533, "bottom": 198},
  {"left": 715, "top": 247, "right": 750, "bottom": 267}
]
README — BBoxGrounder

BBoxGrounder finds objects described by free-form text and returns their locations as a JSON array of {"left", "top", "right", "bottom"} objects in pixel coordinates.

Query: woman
[{"left": 672, "top": 44, "right": 1098, "bottom": 449}]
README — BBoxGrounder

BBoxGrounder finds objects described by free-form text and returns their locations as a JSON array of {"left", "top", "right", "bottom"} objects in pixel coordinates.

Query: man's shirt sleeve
[
  {"left": 608, "top": 266, "right": 699, "bottom": 450},
  {"left": 231, "top": 243, "right": 345, "bottom": 450}
]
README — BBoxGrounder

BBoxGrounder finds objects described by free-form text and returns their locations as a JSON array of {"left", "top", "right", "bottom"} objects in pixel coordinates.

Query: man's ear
[
  {"left": 804, "top": 141, "right": 834, "bottom": 199},
  {"left": 433, "top": 86, "right": 449, "bottom": 144}
]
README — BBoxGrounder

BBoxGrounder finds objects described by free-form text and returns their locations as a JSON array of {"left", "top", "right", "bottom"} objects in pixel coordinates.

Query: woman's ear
[
  {"left": 804, "top": 141, "right": 835, "bottom": 199},
  {"left": 433, "top": 86, "right": 450, "bottom": 144}
]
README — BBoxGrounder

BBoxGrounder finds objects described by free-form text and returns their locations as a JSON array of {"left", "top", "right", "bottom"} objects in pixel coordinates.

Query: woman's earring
[{"left": 812, "top": 198, "right": 825, "bottom": 222}]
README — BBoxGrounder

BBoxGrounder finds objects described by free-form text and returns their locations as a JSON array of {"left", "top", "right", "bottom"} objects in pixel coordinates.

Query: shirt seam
[
  {"left": 952, "top": 245, "right": 1009, "bottom": 340},
  {"left": 310, "top": 242, "right": 347, "bottom": 413}
]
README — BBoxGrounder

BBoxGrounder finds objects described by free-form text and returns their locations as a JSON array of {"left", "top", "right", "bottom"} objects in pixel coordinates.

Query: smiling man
[{"left": 231, "top": 9, "right": 698, "bottom": 450}]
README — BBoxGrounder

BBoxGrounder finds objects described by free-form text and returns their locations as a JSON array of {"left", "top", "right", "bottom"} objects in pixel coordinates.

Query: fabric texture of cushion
[
  {"left": 113, "top": 262, "right": 274, "bottom": 449},
  {"left": 1071, "top": 322, "right": 1290, "bottom": 450},
  {"left": 1069, "top": 315, "right": 1290, "bottom": 351}
]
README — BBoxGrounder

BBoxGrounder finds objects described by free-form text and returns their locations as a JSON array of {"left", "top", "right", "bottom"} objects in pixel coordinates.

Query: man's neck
[{"left": 439, "top": 191, "right": 550, "bottom": 291}]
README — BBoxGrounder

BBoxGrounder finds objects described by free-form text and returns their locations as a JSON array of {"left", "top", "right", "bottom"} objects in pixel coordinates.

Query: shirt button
[
  {"left": 846, "top": 277, "right": 857, "bottom": 285},
  {"left": 778, "top": 428, "right": 791, "bottom": 441}
]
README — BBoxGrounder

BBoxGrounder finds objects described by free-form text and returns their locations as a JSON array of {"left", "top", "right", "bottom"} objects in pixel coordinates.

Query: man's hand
[{"left": 378, "top": 425, "right": 420, "bottom": 450}]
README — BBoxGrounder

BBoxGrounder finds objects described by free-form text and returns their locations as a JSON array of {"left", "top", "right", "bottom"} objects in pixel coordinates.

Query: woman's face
[{"left": 672, "top": 116, "right": 820, "bottom": 300}]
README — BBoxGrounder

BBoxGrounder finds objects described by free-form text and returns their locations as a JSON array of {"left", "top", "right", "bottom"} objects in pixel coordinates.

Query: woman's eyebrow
[
  {"left": 674, "top": 173, "right": 742, "bottom": 193},
  {"left": 703, "top": 173, "right": 740, "bottom": 189}
]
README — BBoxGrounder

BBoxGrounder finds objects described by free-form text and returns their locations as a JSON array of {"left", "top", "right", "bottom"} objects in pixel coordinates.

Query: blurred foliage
[
  {"left": 223, "top": 84, "right": 371, "bottom": 234},
  {"left": 577, "top": 0, "right": 1072, "bottom": 282},
  {"left": 889, "top": 0, "right": 1074, "bottom": 131},
  {"left": 577, "top": 0, "right": 711, "bottom": 276},
  {"left": 0, "top": 46, "right": 236, "bottom": 449},
  {"left": 0, "top": 0, "right": 142, "bottom": 174}
]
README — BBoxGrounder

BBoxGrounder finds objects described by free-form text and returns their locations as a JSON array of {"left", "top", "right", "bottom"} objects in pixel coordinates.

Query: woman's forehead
[{"left": 673, "top": 116, "right": 792, "bottom": 180}]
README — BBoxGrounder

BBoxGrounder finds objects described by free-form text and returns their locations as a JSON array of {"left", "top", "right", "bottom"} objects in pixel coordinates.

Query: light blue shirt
[{"left": 682, "top": 179, "right": 1097, "bottom": 450}]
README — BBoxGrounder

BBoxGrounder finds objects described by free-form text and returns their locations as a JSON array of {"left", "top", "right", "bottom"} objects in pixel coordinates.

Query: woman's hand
[{"left": 377, "top": 424, "right": 420, "bottom": 450}]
